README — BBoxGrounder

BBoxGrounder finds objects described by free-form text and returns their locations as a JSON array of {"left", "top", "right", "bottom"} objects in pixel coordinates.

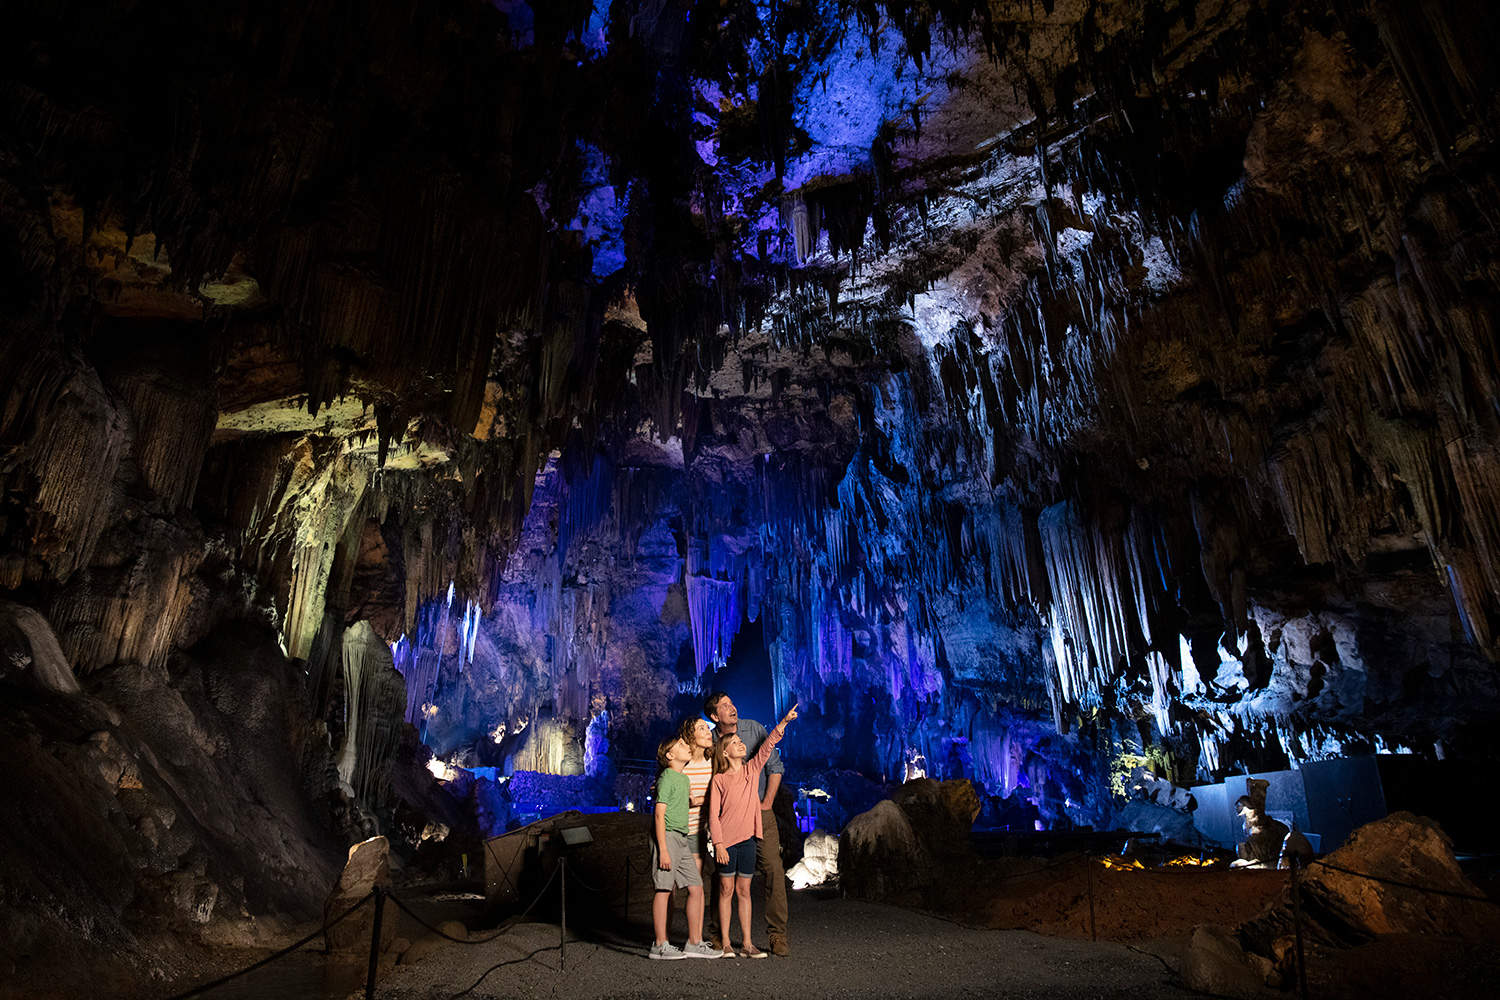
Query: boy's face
[{"left": 668, "top": 739, "right": 691, "bottom": 765}]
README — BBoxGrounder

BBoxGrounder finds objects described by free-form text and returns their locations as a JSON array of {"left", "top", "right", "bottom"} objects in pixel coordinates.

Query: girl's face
[
  {"left": 727, "top": 736, "right": 747, "bottom": 760},
  {"left": 692, "top": 719, "right": 713, "bottom": 750}
]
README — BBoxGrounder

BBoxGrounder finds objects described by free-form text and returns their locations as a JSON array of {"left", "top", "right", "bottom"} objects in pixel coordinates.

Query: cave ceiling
[{"left": 4, "top": 0, "right": 1500, "bottom": 785}]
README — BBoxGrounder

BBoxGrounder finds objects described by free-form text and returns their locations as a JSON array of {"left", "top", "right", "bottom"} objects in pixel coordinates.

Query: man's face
[{"left": 711, "top": 696, "right": 739, "bottom": 732}]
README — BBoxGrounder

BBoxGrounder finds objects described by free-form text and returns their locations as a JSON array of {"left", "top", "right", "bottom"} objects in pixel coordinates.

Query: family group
[{"left": 648, "top": 690, "right": 798, "bottom": 960}]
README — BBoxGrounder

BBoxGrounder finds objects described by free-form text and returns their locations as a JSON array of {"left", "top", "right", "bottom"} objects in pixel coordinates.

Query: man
[{"left": 703, "top": 690, "right": 789, "bottom": 956}]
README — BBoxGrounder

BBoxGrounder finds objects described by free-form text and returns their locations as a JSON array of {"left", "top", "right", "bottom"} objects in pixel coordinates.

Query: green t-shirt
[{"left": 656, "top": 767, "right": 690, "bottom": 834}]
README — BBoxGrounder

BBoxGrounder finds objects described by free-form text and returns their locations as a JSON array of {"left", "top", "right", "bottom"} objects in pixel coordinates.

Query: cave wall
[{"left": 4, "top": 2, "right": 1500, "bottom": 966}]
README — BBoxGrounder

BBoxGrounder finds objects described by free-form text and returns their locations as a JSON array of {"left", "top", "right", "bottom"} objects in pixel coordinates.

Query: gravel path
[{"left": 373, "top": 888, "right": 1192, "bottom": 1000}]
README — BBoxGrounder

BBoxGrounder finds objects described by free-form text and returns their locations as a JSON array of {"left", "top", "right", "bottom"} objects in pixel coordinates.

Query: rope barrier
[
  {"left": 381, "top": 863, "right": 558, "bottom": 947},
  {"left": 560, "top": 864, "right": 611, "bottom": 894},
  {"left": 160, "top": 889, "right": 374, "bottom": 1000}
]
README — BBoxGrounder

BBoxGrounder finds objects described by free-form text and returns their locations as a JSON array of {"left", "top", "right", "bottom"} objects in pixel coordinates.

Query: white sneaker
[
  {"left": 682, "top": 940, "right": 724, "bottom": 959},
  {"left": 649, "top": 941, "right": 686, "bottom": 960}
]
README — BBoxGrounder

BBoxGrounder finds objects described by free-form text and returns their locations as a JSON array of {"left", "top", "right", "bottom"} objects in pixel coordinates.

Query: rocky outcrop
[
  {"left": 1181, "top": 924, "right": 1275, "bottom": 999},
  {"left": 1235, "top": 778, "right": 1289, "bottom": 868},
  {"left": 0, "top": 625, "right": 342, "bottom": 996},
  {"left": 839, "top": 799, "right": 929, "bottom": 904},
  {"left": 0, "top": 600, "right": 79, "bottom": 694},
  {"left": 841, "top": 778, "right": 981, "bottom": 903},
  {"left": 890, "top": 778, "right": 982, "bottom": 862},
  {"left": 1240, "top": 812, "right": 1500, "bottom": 980}
]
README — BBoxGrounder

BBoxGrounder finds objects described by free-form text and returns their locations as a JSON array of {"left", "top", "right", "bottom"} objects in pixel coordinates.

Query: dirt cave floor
[{"left": 357, "top": 847, "right": 1497, "bottom": 1000}]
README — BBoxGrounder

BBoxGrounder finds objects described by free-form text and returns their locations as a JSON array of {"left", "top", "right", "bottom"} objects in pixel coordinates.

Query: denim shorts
[{"left": 721, "top": 836, "right": 757, "bottom": 878}]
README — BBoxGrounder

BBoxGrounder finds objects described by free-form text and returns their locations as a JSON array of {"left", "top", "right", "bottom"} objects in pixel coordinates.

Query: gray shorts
[{"left": 650, "top": 830, "right": 702, "bottom": 891}]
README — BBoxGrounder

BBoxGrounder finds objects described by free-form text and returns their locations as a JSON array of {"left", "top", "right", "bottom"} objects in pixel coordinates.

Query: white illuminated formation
[
  {"left": 458, "top": 599, "right": 481, "bottom": 671},
  {"left": 426, "top": 758, "right": 460, "bottom": 782},
  {"left": 787, "top": 830, "right": 839, "bottom": 889}
]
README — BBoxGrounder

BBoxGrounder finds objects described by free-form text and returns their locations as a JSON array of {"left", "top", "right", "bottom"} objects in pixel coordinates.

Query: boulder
[
  {"left": 324, "top": 836, "right": 396, "bottom": 955},
  {"left": 1180, "top": 924, "right": 1273, "bottom": 998},
  {"left": 838, "top": 800, "right": 930, "bottom": 903},
  {"left": 1241, "top": 812, "right": 1500, "bottom": 967},
  {"left": 890, "top": 777, "right": 980, "bottom": 860}
]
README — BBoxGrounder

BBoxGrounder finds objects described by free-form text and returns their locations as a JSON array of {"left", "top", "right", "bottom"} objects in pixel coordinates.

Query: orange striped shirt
[{"left": 683, "top": 757, "right": 713, "bottom": 839}]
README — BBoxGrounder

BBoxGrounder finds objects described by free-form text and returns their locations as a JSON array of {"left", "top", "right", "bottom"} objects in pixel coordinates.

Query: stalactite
[
  {"left": 1, "top": 350, "right": 129, "bottom": 584},
  {"left": 108, "top": 361, "right": 218, "bottom": 513},
  {"left": 686, "top": 575, "right": 740, "bottom": 676},
  {"left": 781, "top": 193, "right": 821, "bottom": 264},
  {"left": 557, "top": 449, "right": 614, "bottom": 567},
  {"left": 282, "top": 456, "right": 371, "bottom": 660},
  {"left": 1037, "top": 500, "right": 1142, "bottom": 708}
]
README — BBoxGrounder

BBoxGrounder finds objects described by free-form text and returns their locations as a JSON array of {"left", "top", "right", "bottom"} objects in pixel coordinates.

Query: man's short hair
[
  {"left": 656, "top": 736, "right": 682, "bottom": 769},
  {"left": 703, "top": 691, "right": 730, "bottom": 719}
]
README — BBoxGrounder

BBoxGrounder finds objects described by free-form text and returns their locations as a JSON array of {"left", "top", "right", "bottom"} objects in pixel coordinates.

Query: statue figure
[{"left": 1233, "top": 778, "right": 1288, "bottom": 867}]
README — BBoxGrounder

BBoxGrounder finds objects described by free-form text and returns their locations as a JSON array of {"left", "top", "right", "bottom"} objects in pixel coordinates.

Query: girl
[{"left": 708, "top": 702, "right": 798, "bottom": 958}]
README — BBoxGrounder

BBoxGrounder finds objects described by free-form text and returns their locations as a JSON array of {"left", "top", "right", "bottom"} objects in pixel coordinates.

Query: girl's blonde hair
[{"left": 710, "top": 733, "right": 739, "bottom": 774}]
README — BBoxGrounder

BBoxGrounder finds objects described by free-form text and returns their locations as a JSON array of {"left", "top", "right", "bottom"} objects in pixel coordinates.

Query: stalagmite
[{"left": 338, "top": 621, "right": 408, "bottom": 808}]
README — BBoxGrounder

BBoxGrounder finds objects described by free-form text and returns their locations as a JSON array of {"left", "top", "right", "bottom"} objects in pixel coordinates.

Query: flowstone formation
[{"left": 4, "top": 1, "right": 1500, "bottom": 990}]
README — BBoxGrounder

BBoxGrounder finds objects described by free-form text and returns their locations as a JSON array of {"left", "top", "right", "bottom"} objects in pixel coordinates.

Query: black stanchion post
[
  {"left": 366, "top": 885, "right": 386, "bottom": 1000},
  {"left": 1290, "top": 858, "right": 1309, "bottom": 1000},
  {"left": 1086, "top": 856, "right": 1097, "bottom": 942},
  {"left": 560, "top": 858, "right": 568, "bottom": 972},
  {"left": 624, "top": 858, "right": 631, "bottom": 924}
]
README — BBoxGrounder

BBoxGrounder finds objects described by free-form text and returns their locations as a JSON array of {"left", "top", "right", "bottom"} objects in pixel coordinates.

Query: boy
[{"left": 650, "top": 735, "right": 722, "bottom": 960}]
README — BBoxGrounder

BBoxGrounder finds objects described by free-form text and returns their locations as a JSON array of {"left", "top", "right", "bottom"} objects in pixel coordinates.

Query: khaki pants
[{"left": 757, "top": 808, "right": 788, "bottom": 936}]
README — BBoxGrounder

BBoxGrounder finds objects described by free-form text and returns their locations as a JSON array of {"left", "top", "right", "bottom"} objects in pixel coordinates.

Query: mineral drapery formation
[{"left": 4, "top": 0, "right": 1500, "bottom": 984}]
